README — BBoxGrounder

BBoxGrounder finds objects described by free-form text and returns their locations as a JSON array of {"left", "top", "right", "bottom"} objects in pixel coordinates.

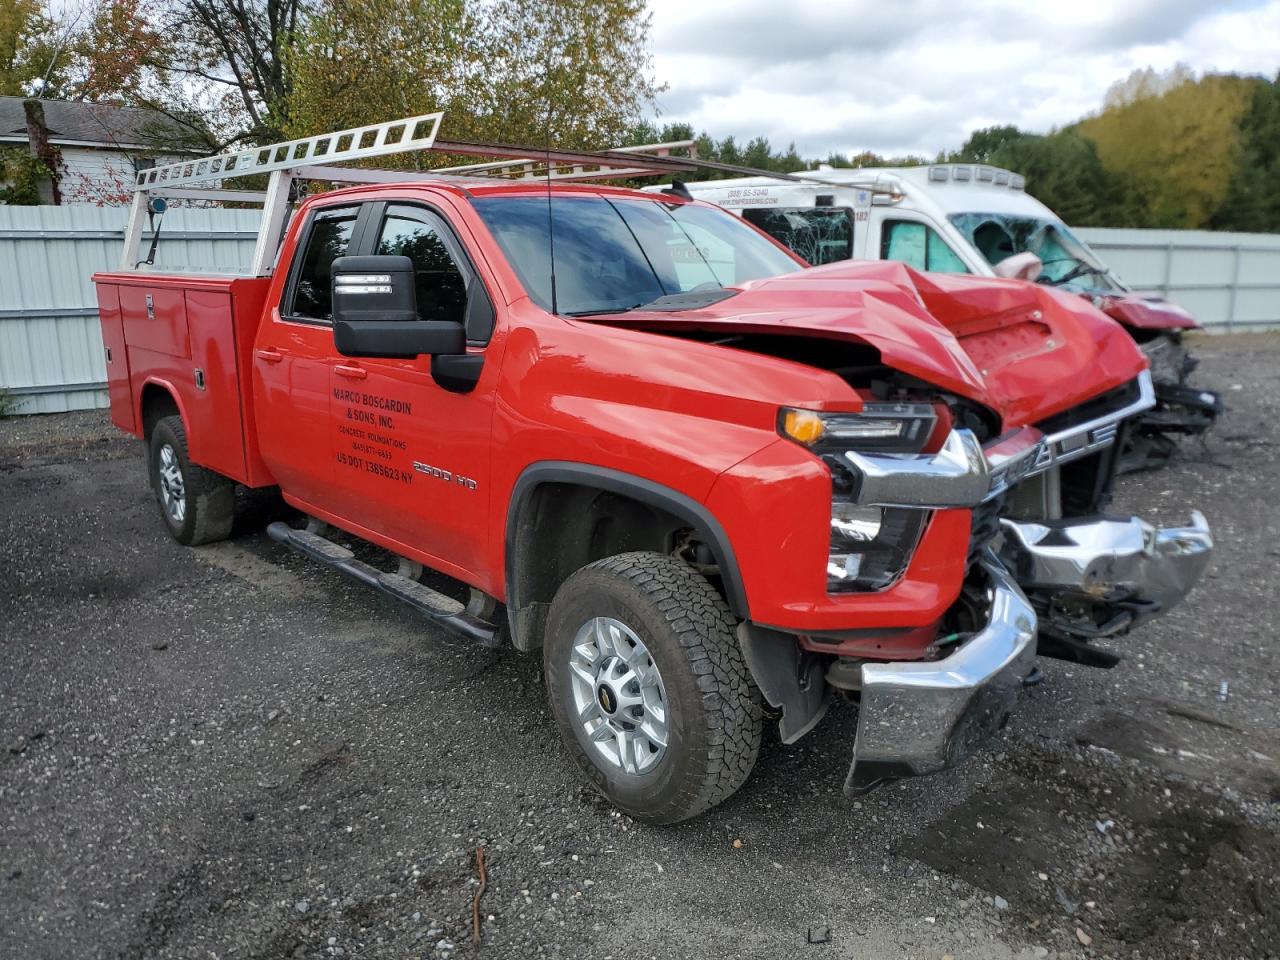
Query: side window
[
  {"left": 290, "top": 206, "right": 361, "bottom": 321},
  {"left": 375, "top": 211, "right": 468, "bottom": 326},
  {"left": 741, "top": 206, "right": 853, "bottom": 266},
  {"left": 881, "top": 220, "right": 970, "bottom": 274}
]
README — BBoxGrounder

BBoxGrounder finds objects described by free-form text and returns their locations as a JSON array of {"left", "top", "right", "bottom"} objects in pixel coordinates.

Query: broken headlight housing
[{"left": 781, "top": 403, "right": 938, "bottom": 593}]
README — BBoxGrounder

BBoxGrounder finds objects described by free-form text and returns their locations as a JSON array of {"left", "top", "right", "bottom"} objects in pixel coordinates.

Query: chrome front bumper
[
  {"left": 999, "top": 511, "right": 1212, "bottom": 630},
  {"left": 845, "top": 554, "right": 1038, "bottom": 794}
]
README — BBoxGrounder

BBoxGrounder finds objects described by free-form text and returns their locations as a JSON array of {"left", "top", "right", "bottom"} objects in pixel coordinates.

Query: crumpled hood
[{"left": 589, "top": 260, "right": 1147, "bottom": 429}]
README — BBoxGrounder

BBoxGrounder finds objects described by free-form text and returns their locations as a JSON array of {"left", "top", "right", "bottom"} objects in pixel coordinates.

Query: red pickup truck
[{"left": 93, "top": 121, "right": 1211, "bottom": 823}]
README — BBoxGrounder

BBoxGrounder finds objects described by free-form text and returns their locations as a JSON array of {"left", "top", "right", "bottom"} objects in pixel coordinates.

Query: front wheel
[{"left": 543, "top": 552, "right": 762, "bottom": 824}]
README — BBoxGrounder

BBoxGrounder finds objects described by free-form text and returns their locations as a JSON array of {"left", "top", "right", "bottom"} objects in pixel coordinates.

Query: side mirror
[
  {"left": 331, "top": 255, "right": 465, "bottom": 359},
  {"left": 994, "top": 251, "right": 1043, "bottom": 282}
]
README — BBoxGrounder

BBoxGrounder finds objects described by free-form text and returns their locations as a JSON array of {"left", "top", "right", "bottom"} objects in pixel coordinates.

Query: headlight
[
  {"left": 780, "top": 402, "right": 938, "bottom": 453},
  {"left": 781, "top": 403, "right": 940, "bottom": 593},
  {"left": 826, "top": 502, "right": 928, "bottom": 592}
]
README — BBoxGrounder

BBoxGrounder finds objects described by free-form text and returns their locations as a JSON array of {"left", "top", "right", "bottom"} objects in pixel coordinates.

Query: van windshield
[
  {"left": 948, "top": 213, "right": 1124, "bottom": 293},
  {"left": 473, "top": 195, "right": 803, "bottom": 316}
]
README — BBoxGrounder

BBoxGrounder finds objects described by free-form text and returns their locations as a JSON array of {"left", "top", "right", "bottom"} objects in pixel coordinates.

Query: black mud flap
[{"left": 737, "top": 623, "right": 831, "bottom": 744}]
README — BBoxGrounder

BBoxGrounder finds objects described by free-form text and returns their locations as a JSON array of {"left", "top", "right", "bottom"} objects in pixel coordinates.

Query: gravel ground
[{"left": 1, "top": 333, "right": 1278, "bottom": 960}]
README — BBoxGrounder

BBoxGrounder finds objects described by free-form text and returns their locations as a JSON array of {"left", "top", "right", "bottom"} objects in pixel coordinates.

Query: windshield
[
  {"left": 948, "top": 213, "right": 1125, "bottom": 293},
  {"left": 472, "top": 195, "right": 803, "bottom": 315}
]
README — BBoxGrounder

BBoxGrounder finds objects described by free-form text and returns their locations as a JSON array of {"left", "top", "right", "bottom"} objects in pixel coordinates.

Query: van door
[
  {"left": 253, "top": 202, "right": 372, "bottom": 508},
  {"left": 873, "top": 215, "right": 973, "bottom": 273},
  {"left": 325, "top": 202, "right": 500, "bottom": 577}
]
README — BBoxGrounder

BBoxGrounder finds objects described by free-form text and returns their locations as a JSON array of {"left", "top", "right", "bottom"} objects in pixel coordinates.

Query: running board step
[{"left": 267, "top": 521, "right": 499, "bottom": 646}]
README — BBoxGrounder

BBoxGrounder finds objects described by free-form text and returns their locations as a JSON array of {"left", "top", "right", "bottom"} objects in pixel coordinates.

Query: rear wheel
[
  {"left": 543, "top": 551, "right": 762, "bottom": 824},
  {"left": 149, "top": 416, "right": 235, "bottom": 545}
]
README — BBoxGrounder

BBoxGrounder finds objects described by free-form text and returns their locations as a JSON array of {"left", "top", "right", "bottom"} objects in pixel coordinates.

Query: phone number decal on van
[{"left": 724, "top": 187, "right": 778, "bottom": 206}]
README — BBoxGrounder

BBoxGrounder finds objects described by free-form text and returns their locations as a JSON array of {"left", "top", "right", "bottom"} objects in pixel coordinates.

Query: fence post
[
  {"left": 1162, "top": 242, "right": 1173, "bottom": 297},
  {"left": 1226, "top": 245, "right": 1241, "bottom": 333}
]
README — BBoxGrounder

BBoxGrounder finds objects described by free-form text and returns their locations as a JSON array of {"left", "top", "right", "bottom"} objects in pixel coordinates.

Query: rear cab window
[
  {"left": 881, "top": 219, "right": 970, "bottom": 274},
  {"left": 741, "top": 207, "right": 853, "bottom": 265}
]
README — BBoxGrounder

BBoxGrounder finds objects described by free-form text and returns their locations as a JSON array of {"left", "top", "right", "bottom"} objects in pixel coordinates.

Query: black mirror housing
[
  {"left": 331, "top": 255, "right": 465, "bottom": 359},
  {"left": 332, "top": 255, "right": 417, "bottom": 323}
]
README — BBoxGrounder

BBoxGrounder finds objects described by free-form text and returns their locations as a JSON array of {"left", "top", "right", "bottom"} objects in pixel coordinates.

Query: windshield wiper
[
  {"left": 563, "top": 303, "right": 646, "bottom": 317},
  {"left": 1041, "top": 263, "right": 1107, "bottom": 286},
  {"left": 562, "top": 289, "right": 737, "bottom": 317}
]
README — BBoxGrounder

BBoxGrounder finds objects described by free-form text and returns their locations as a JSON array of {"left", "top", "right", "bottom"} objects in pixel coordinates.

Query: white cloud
[{"left": 644, "top": 0, "right": 1280, "bottom": 158}]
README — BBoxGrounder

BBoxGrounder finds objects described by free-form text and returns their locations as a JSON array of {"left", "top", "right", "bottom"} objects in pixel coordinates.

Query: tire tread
[
  {"left": 550, "top": 551, "right": 762, "bottom": 822},
  {"left": 152, "top": 415, "right": 234, "bottom": 546}
]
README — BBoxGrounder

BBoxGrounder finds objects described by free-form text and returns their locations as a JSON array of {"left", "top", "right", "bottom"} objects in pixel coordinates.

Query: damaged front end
[
  {"left": 787, "top": 369, "right": 1213, "bottom": 794},
  {"left": 1094, "top": 296, "right": 1224, "bottom": 473},
  {"left": 1000, "top": 512, "right": 1211, "bottom": 666}
]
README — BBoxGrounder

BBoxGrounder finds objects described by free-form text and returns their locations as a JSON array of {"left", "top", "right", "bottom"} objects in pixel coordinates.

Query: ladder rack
[{"left": 120, "top": 110, "right": 877, "bottom": 275}]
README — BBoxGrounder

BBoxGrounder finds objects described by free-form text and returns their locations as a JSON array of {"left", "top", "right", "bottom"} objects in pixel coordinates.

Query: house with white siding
[{"left": 1, "top": 97, "right": 205, "bottom": 206}]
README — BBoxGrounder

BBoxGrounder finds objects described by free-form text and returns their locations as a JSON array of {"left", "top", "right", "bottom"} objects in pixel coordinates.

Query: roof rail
[
  {"left": 133, "top": 113, "right": 446, "bottom": 191},
  {"left": 435, "top": 140, "right": 697, "bottom": 182}
]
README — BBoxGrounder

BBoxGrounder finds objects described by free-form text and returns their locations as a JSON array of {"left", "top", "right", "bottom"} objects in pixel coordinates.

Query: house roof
[{"left": 0, "top": 97, "right": 205, "bottom": 153}]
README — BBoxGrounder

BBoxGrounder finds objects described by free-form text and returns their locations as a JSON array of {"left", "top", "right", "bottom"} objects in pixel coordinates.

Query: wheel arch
[
  {"left": 504, "top": 462, "right": 749, "bottom": 651},
  {"left": 138, "top": 378, "right": 187, "bottom": 441}
]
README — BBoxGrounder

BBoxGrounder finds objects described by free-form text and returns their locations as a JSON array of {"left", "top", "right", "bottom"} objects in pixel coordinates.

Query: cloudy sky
[{"left": 645, "top": 0, "right": 1280, "bottom": 159}]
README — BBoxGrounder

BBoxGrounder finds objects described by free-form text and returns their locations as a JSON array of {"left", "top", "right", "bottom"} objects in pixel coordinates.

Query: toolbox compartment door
[
  {"left": 119, "top": 285, "right": 191, "bottom": 359},
  {"left": 95, "top": 284, "right": 136, "bottom": 434}
]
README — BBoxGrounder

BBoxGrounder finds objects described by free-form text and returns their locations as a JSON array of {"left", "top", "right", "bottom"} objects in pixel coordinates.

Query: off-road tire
[
  {"left": 149, "top": 416, "right": 235, "bottom": 546},
  {"left": 543, "top": 551, "right": 762, "bottom": 824}
]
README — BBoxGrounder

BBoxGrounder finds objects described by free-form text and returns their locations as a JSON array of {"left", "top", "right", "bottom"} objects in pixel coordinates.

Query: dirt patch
[{"left": 899, "top": 745, "right": 1279, "bottom": 958}]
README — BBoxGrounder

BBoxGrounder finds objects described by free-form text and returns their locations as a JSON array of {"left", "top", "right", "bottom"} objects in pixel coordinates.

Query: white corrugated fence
[
  {"left": 1076, "top": 227, "right": 1280, "bottom": 333},
  {"left": 0, "top": 205, "right": 258, "bottom": 415},
  {"left": 0, "top": 206, "right": 1277, "bottom": 414}
]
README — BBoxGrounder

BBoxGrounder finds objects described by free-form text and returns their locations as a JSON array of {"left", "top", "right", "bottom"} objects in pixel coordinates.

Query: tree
[
  {"left": 947, "top": 125, "right": 1026, "bottom": 165},
  {"left": 1102, "top": 63, "right": 1195, "bottom": 110},
  {"left": 1076, "top": 72, "right": 1260, "bottom": 227},
  {"left": 0, "top": 0, "right": 69, "bottom": 97},
  {"left": 284, "top": 0, "right": 661, "bottom": 158},
  {"left": 69, "top": 0, "right": 168, "bottom": 102},
  {"left": 284, "top": 0, "right": 476, "bottom": 147},
  {"left": 174, "top": 0, "right": 307, "bottom": 142},
  {"left": 1209, "top": 74, "right": 1280, "bottom": 232}
]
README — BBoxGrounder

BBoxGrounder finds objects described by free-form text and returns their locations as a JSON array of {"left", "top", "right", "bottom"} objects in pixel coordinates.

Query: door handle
[
  {"left": 334, "top": 364, "right": 367, "bottom": 380},
  {"left": 255, "top": 348, "right": 283, "bottom": 364}
]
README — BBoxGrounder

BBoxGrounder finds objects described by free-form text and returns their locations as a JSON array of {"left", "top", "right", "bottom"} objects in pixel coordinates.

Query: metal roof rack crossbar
[{"left": 119, "top": 110, "right": 895, "bottom": 274}]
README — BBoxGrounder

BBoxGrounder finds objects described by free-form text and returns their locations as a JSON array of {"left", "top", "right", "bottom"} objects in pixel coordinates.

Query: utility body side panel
[
  {"left": 91, "top": 272, "right": 275, "bottom": 487},
  {"left": 96, "top": 285, "right": 135, "bottom": 434}
]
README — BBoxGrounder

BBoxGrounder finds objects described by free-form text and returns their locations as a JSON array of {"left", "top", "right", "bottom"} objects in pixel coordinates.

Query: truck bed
[{"left": 92, "top": 272, "right": 275, "bottom": 488}]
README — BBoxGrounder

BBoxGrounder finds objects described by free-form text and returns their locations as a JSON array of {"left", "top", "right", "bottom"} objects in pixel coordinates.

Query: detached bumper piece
[
  {"left": 998, "top": 511, "right": 1212, "bottom": 660},
  {"left": 1120, "top": 338, "right": 1224, "bottom": 474},
  {"left": 1121, "top": 384, "right": 1225, "bottom": 474},
  {"left": 845, "top": 555, "right": 1038, "bottom": 794}
]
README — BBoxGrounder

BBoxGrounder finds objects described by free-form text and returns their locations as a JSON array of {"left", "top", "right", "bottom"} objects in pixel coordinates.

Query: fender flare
[
  {"left": 504, "top": 462, "right": 750, "bottom": 638},
  {"left": 136, "top": 376, "right": 189, "bottom": 438}
]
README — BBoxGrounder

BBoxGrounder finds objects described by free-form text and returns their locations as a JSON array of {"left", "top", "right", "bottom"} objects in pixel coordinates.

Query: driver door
[{"left": 325, "top": 202, "right": 501, "bottom": 576}]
